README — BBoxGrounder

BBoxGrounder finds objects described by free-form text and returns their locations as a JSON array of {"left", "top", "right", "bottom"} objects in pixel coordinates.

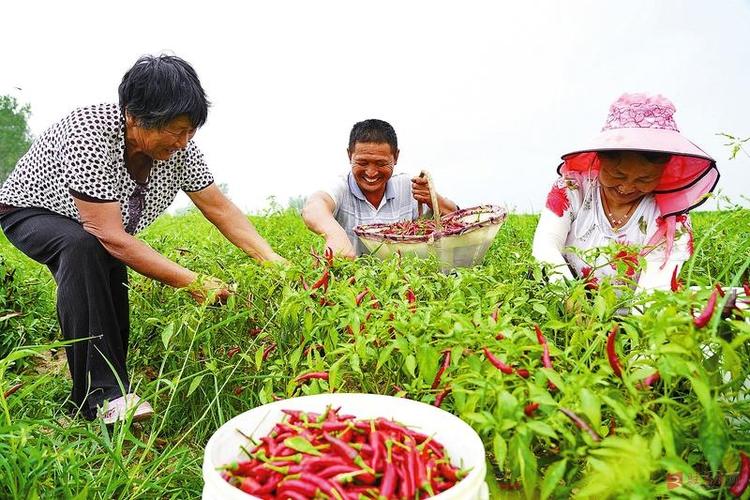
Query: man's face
[{"left": 348, "top": 142, "right": 399, "bottom": 196}]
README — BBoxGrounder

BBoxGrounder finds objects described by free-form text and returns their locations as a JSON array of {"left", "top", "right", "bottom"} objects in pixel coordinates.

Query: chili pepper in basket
[
  {"left": 606, "top": 324, "right": 623, "bottom": 378},
  {"left": 730, "top": 452, "right": 750, "bottom": 497},
  {"left": 559, "top": 407, "right": 602, "bottom": 442},
  {"left": 431, "top": 350, "right": 451, "bottom": 389},
  {"left": 483, "top": 348, "right": 513, "bottom": 374},
  {"left": 694, "top": 289, "right": 719, "bottom": 328}
]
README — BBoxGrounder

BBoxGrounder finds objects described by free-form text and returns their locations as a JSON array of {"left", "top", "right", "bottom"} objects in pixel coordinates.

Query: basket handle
[{"left": 416, "top": 170, "right": 442, "bottom": 231}]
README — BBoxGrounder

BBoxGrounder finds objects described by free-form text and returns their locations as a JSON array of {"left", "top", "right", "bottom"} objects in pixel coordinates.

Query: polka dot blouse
[{"left": 0, "top": 103, "right": 214, "bottom": 234}]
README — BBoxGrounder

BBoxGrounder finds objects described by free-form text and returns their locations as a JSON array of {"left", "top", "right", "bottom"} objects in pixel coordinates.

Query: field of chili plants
[{"left": 1, "top": 205, "right": 750, "bottom": 499}]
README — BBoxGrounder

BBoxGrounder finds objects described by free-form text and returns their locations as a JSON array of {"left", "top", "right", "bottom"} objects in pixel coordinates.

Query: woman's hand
[{"left": 188, "top": 275, "right": 233, "bottom": 305}]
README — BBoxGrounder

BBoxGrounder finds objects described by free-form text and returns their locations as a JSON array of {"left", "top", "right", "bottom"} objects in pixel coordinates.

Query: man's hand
[
  {"left": 411, "top": 176, "right": 433, "bottom": 206},
  {"left": 188, "top": 275, "right": 233, "bottom": 305},
  {"left": 325, "top": 230, "right": 356, "bottom": 259}
]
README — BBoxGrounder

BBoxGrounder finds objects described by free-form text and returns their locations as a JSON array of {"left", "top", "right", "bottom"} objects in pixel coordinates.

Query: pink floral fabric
[{"left": 602, "top": 93, "right": 679, "bottom": 132}]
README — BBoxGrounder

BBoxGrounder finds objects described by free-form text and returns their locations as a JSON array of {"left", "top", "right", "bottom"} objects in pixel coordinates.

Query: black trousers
[{"left": 1, "top": 208, "right": 130, "bottom": 419}]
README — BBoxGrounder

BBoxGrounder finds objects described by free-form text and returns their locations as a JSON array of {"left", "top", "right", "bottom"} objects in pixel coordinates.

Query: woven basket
[{"left": 354, "top": 171, "right": 507, "bottom": 272}]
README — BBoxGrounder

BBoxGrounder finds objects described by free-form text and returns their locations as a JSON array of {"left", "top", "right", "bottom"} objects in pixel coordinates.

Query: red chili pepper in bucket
[{"left": 606, "top": 324, "right": 623, "bottom": 378}]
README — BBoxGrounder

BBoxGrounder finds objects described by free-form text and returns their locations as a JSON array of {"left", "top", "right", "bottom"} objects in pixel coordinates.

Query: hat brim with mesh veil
[{"left": 558, "top": 127, "right": 720, "bottom": 218}]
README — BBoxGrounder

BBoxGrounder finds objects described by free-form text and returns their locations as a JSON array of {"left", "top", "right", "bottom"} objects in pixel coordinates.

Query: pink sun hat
[
  {"left": 557, "top": 93, "right": 720, "bottom": 263},
  {"left": 558, "top": 93, "right": 719, "bottom": 216}
]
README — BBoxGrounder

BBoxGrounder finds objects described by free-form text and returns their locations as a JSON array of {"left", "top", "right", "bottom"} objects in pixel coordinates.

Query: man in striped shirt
[{"left": 302, "top": 119, "right": 458, "bottom": 257}]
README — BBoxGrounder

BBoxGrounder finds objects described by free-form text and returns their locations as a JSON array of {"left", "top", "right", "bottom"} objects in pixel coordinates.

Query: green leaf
[
  {"left": 161, "top": 322, "right": 175, "bottom": 350},
  {"left": 403, "top": 355, "right": 416, "bottom": 378},
  {"left": 699, "top": 409, "right": 728, "bottom": 475},
  {"left": 187, "top": 374, "right": 205, "bottom": 397},
  {"left": 579, "top": 388, "right": 601, "bottom": 429},
  {"left": 284, "top": 436, "right": 322, "bottom": 456},
  {"left": 493, "top": 433, "right": 507, "bottom": 471},
  {"left": 540, "top": 459, "right": 567, "bottom": 500},
  {"left": 375, "top": 344, "right": 396, "bottom": 372},
  {"left": 526, "top": 420, "right": 557, "bottom": 440}
]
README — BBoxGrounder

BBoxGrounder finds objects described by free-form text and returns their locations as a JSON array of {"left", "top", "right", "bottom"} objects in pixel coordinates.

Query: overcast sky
[{"left": 2, "top": 1, "right": 748, "bottom": 214}]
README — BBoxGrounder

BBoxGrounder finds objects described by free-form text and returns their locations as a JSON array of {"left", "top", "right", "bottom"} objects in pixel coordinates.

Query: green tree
[{"left": 0, "top": 95, "right": 33, "bottom": 183}]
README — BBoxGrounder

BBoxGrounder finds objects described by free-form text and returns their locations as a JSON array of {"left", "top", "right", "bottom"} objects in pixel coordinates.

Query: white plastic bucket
[{"left": 202, "top": 393, "right": 488, "bottom": 499}]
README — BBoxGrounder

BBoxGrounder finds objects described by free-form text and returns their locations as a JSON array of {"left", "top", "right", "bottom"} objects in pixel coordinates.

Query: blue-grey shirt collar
[{"left": 347, "top": 172, "right": 397, "bottom": 203}]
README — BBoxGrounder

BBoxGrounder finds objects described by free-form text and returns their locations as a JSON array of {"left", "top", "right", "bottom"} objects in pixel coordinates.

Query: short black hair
[
  {"left": 348, "top": 119, "right": 398, "bottom": 154},
  {"left": 118, "top": 54, "right": 209, "bottom": 129},
  {"left": 598, "top": 150, "right": 672, "bottom": 165}
]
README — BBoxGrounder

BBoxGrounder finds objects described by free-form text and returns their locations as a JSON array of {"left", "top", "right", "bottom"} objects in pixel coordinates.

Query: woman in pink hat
[{"left": 532, "top": 93, "right": 719, "bottom": 291}]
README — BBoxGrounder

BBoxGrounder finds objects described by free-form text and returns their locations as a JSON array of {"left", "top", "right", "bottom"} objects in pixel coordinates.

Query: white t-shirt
[{"left": 532, "top": 172, "right": 693, "bottom": 291}]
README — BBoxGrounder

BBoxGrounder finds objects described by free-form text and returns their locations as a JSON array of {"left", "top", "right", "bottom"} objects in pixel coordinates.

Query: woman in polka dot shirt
[{"left": 0, "top": 55, "right": 286, "bottom": 424}]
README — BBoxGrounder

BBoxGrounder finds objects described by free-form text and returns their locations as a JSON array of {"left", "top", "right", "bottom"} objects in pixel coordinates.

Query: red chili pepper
[
  {"left": 743, "top": 281, "right": 750, "bottom": 298},
  {"left": 483, "top": 348, "right": 513, "bottom": 374},
  {"left": 715, "top": 283, "right": 726, "bottom": 298},
  {"left": 311, "top": 269, "right": 330, "bottom": 292},
  {"left": 247, "top": 327, "right": 263, "bottom": 337},
  {"left": 609, "top": 416, "right": 616, "bottom": 436},
  {"left": 694, "top": 289, "right": 719, "bottom": 328},
  {"left": 636, "top": 371, "right": 661, "bottom": 390},
  {"left": 524, "top": 402, "right": 539, "bottom": 417},
  {"left": 730, "top": 452, "right": 750, "bottom": 497},
  {"left": 515, "top": 368, "right": 530, "bottom": 378},
  {"left": 355, "top": 288, "right": 370, "bottom": 306},
  {"left": 3, "top": 383, "right": 23, "bottom": 399},
  {"left": 491, "top": 307, "right": 500, "bottom": 323},
  {"left": 379, "top": 461, "right": 397, "bottom": 497},
  {"left": 670, "top": 265, "right": 683, "bottom": 292},
  {"left": 535, "top": 324, "right": 556, "bottom": 390},
  {"left": 294, "top": 371, "right": 329, "bottom": 383},
  {"left": 406, "top": 288, "right": 417, "bottom": 312},
  {"left": 431, "top": 350, "right": 451, "bottom": 389},
  {"left": 606, "top": 324, "right": 623, "bottom": 378},
  {"left": 226, "top": 346, "right": 241, "bottom": 359},
  {"left": 233, "top": 386, "right": 244, "bottom": 396},
  {"left": 262, "top": 343, "right": 276, "bottom": 361},
  {"left": 434, "top": 387, "right": 451, "bottom": 407},
  {"left": 559, "top": 407, "right": 602, "bottom": 442},
  {"left": 495, "top": 332, "right": 505, "bottom": 340},
  {"left": 324, "top": 246, "right": 334, "bottom": 267}
]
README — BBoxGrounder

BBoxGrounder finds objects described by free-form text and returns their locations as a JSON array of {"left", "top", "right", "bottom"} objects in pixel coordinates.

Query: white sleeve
[
  {"left": 637, "top": 216, "right": 692, "bottom": 292},
  {"left": 532, "top": 208, "right": 574, "bottom": 281},
  {"left": 321, "top": 175, "right": 348, "bottom": 216}
]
